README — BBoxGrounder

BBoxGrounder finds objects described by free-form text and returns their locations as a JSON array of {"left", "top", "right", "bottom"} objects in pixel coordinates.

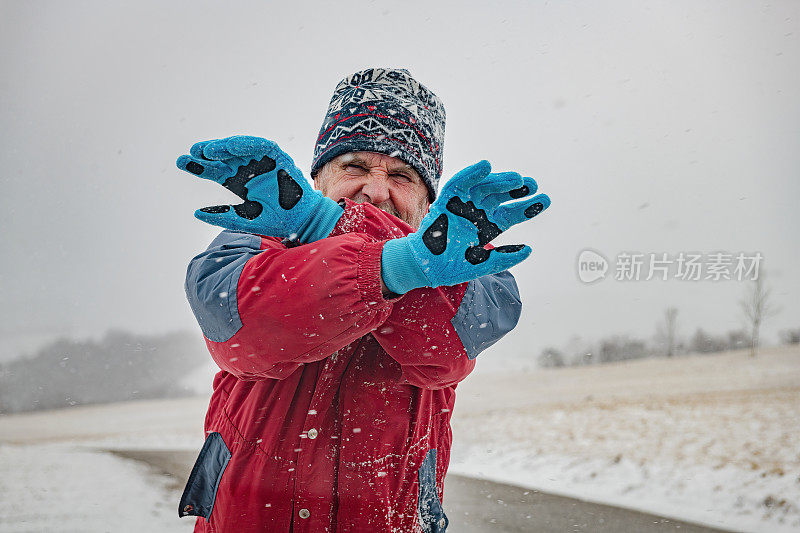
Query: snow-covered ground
[
  {"left": 1, "top": 345, "right": 798, "bottom": 532},
  {"left": 0, "top": 397, "right": 205, "bottom": 532},
  {"left": 450, "top": 344, "right": 800, "bottom": 533},
  {"left": 0, "top": 442, "right": 196, "bottom": 532}
]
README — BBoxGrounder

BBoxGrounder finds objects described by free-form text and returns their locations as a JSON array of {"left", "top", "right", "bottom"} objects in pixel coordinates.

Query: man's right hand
[
  {"left": 177, "top": 136, "right": 343, "bottom": 242},
  {"left": 380, "top": 160, "right": 551, "bottom": 294}
]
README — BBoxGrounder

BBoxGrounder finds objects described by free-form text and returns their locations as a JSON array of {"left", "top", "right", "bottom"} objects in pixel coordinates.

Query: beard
[
  {"left": 340, "top": 192, "right": 428, "bottom": 230},
  {"left": 368, "top": 199, "right": 428, "bottom": 230}
]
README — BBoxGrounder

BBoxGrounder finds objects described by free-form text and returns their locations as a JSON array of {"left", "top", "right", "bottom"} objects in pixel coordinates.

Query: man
[{"left": 176, "top": 67, "right": 550, "bottom": 532}]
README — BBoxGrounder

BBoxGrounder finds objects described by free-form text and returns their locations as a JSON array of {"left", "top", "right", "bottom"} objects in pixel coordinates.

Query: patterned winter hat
[{"left": 311, "top": 68, "right": 446, "bottom": 201}]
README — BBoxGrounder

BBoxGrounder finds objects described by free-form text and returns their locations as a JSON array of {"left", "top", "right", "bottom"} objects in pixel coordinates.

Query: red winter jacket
[{"left": 180, "top": 199, "right": 522, "bottom": 532}]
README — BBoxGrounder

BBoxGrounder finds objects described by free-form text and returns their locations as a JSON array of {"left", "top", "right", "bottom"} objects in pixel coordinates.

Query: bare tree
[
  {"left": 538, "top": 347, "right": 565, "bottom": 368},
  {"left": 598, "top": 335, "right": 647, "bottom": 363},
  {"left": 779, "top": 328, "right": 800, "bottom": 345},
  {"left": 655, "top": 307, "right": 679, "bottom": 357},
  {"left": 690, "top": 328, "right": 727, "bottom": 354},
  {"left": 726, "top": 329, "right": 748, "bottom": 350},
  {"left": 739, "top": 272, "right": 779, "bottom": 357}
]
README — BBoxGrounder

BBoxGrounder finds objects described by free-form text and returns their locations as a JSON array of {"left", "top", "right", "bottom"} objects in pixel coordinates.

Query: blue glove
[
  {"left": 381, "top": 160, "right": 551, "bottom": 294},
  {"left": 177, "top": 136, "right": 343, "bottom": 242}
]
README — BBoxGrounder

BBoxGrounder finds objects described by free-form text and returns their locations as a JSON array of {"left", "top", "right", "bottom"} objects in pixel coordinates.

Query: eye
[
  {"left": 345, "top": 164, "right": 367, "bottom": 173},
  {"left": 391, "top": 173, "right": 412, "bottom": 183}
]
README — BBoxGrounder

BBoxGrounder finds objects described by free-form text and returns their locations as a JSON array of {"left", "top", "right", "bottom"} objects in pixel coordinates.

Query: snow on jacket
[{"left": 180, "top": 198, "right": 523, "bottom": 532}]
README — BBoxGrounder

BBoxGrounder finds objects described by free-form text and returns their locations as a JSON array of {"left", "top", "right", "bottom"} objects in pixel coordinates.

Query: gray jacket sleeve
[{"left": 451, "top": 270, "right": 523, "bottom": 360}]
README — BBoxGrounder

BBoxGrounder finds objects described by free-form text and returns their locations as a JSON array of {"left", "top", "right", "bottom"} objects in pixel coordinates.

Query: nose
[{"left": 360, "top": 173, "right": 391, "bottom": 205}]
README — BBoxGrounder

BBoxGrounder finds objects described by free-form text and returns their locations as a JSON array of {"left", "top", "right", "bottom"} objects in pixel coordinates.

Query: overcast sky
[{"left": 1, "top": 0, "right": 797, "bottom": 362}]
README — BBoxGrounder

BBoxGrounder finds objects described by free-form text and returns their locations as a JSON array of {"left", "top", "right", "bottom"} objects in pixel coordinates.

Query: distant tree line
[
  {"left": 0, "top": 330, "right": 207, "bottom": 414},
  {"left": 538, "top": 272, "right": 795, "bottom": 368},
  {"left": 538, "top": 325, "right": 798, "bottom": 368}
]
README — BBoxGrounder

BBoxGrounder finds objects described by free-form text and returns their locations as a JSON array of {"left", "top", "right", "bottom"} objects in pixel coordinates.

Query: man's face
[{"left": 314, "top": 152, "right": 431, "bottom": 229}]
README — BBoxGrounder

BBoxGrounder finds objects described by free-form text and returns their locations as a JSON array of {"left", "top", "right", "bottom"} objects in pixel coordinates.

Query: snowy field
[
  {"left": 0, "top": 397, "right": 205, "bottom": 533},
  {"left": 450, "top": 344, "right": 800, "bottom": 533},
  {"left": 1, "top": 345, "right": 798, "bottom": 532}
]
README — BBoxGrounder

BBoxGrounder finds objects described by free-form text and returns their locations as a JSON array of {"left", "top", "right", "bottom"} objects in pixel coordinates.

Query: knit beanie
[{"left": 311, "top": 68, "right": 446, "bottom": 201}]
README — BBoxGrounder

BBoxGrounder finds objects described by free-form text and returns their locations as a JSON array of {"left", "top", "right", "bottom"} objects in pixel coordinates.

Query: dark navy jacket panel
[{"left": 179, "top": 432, "right": 231, "bottom": 519}]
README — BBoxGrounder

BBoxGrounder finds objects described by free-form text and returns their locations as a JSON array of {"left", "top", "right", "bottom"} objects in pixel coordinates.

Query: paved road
[{"left": 110, "top": 449, "right": 733, "bottom": 532}]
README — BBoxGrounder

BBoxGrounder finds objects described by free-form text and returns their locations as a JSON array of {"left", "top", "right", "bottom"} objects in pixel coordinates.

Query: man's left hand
[{"left": 380, "top": 160, "right": 551, "bottom": 294}]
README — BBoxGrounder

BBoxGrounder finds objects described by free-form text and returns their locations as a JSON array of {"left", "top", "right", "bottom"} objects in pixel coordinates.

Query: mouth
[
  {"left": 353, "top": 198, "right": 400, "bottom": 219},
  {"left": 377, "top": 206, "right": 401, "bottom": 219}
]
